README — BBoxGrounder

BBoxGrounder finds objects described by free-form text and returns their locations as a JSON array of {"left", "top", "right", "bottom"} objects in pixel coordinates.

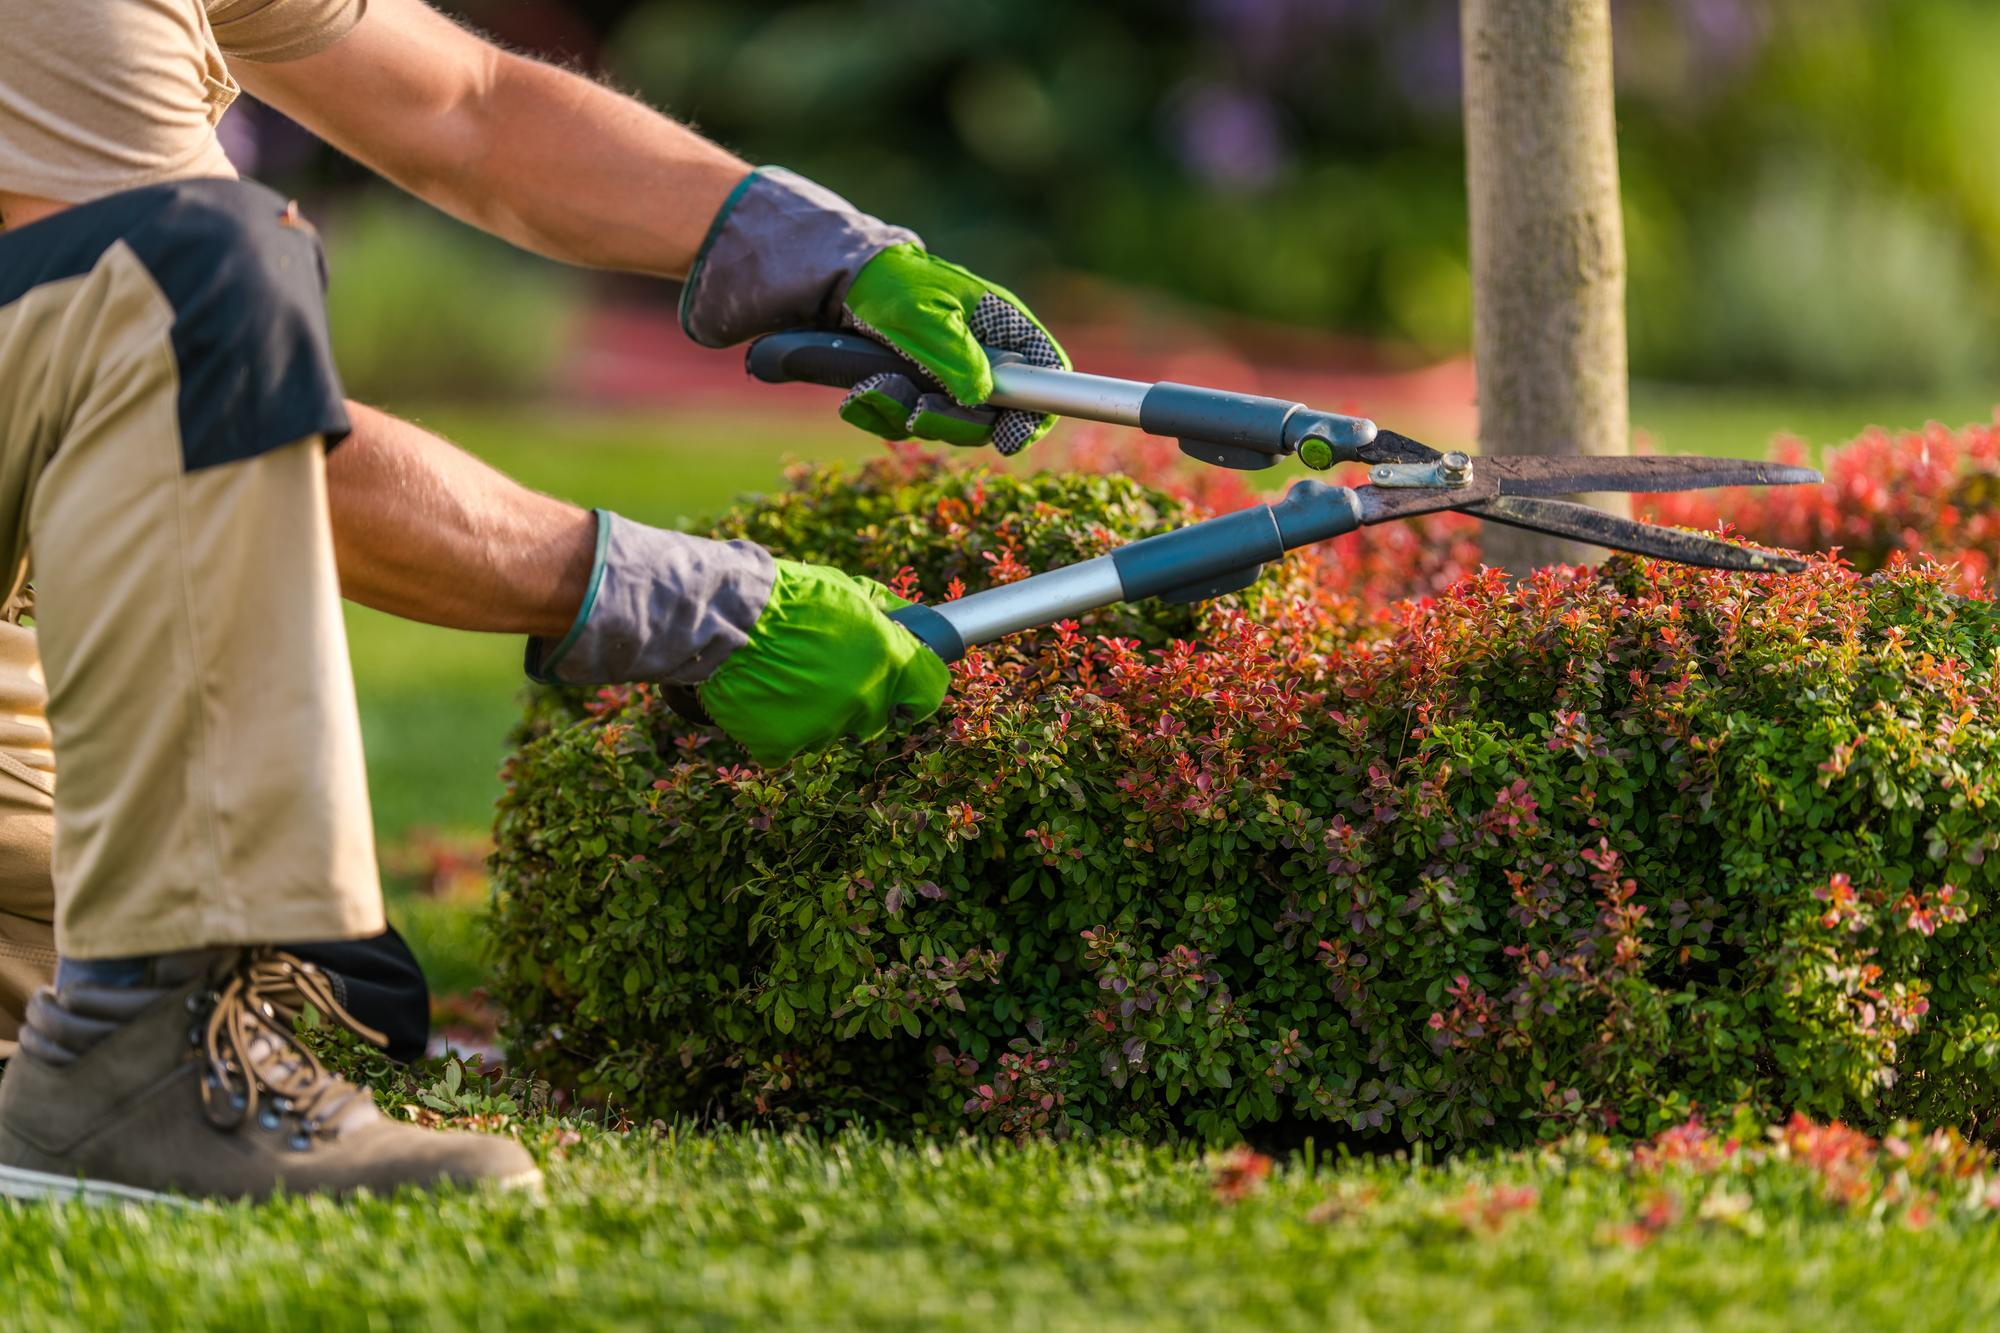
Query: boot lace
[{"left": 196, "top": 948, "right": 387, "bottom": 1145}]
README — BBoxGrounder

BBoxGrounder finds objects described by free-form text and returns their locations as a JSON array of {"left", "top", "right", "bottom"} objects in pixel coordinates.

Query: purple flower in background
[
  {"left": 215, "top": 102, "right": 261, "bottom": 175},
  {"left": 1679, "top": 0, "right": 1765, "bottom": 71},
  {"left": 1171, "top": 83, "right": 1287, "bottom": 189},
  {"left": 1196, "top": 0, "right": 1384, "bottom": 70},
  {"left": 216, "top": 99, "right": 328, "bottom": 178},
  {"left": 1388, "top": 4, "right": 1463, "bottom": 111}
]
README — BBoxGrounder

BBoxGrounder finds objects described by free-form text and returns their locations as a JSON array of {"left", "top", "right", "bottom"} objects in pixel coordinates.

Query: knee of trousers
[{"left": 94, "top": 177, "right": 352, "bottom": 471}]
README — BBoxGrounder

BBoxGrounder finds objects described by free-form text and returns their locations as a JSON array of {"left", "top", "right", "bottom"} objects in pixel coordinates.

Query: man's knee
[{"left": 121, "top": 178, "right": 352, "bottom": 472}]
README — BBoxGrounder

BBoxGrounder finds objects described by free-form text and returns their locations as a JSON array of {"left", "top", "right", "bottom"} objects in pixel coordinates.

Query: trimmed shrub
[
  {"left": 1644, "top": 420, "right": 2000, "bottom": 594},
  {"left": 1051, "top": 416, "right": 2000, "bottom": 608},
  {"left": 490, "top": 445, "right": 2000, "bottom": 1147}
]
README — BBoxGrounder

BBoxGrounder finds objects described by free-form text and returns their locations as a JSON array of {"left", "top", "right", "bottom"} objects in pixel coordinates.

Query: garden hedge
[{"left": 491, "top": 434, "right": 2000, "bottom": 1146}]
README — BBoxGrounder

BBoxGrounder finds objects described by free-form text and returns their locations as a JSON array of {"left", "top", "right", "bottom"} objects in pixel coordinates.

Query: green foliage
[
  {"left": 323, "top": 196, "right": 578, "bottom": 404},
  {"left": 582, "top": 0, "right": 2000, "bottom": 389},
  {"left": 1628, "top": 155, "right": 1994, "bottom": 391},
  {"left": 489, "top": 449, "right": 2000, "bottom": 1146}
]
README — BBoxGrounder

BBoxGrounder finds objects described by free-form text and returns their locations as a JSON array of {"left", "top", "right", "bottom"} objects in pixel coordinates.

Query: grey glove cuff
[
  {"left": 526, "top": 511, "right": 776, "bottom": 686},
  {"left": 679, "top": 165, "right": 920, "bottom": 348}
]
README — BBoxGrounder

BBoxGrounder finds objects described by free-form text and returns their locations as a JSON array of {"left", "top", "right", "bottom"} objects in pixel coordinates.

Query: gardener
[{"left": 0, "top": 0, "right": 1063, "bottom": 1202}]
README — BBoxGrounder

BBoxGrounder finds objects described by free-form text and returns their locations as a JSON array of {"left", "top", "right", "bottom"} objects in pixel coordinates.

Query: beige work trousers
[
  {"left": 0, "top": 605, "right": 55, "bottom": 1057},
  {"left": 0, "top": 181, "right": 384, "bottom": 1023}
]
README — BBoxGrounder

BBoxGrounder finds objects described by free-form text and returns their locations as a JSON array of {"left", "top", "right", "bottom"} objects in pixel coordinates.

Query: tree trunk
[{"left": 1461, "top": 0, "right": 1630, "bottom": 573}]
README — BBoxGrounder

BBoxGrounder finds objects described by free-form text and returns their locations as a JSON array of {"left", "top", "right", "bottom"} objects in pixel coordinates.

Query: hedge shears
[{"left": 742, "top": 331, "right": 1822, "bottom": 665}]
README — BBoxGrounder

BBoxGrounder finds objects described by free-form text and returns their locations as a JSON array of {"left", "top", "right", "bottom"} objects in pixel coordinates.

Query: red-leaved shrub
[
  {"left": 493, "top": 423, "right": 2000, "bottom": 1146},
  {"left": 1643, "top": 421, "right": 2000, "bottom": 594},
  {"left": 1056, "top": 415, "right": 2000, "bottom": 604}
]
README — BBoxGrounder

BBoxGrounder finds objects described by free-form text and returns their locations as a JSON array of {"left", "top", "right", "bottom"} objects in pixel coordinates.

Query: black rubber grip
[
  {"left": 1138, "top": 383, "right": 1297, "bottom": 461},
  {"left": 1109, "top": 506, "right": 1287, "bottom": 601},
  {"left": 660, "top": 683, "right": 712, "bottom": 725},
  {"left": 889, "top": 603, "right": 966, "bottom": 663},
  {"left": 745, "top": 331, "right": 917, "bottom": 389},
  {"left": 1268, "top": 480, "right": 1365, "bottom": 546}
]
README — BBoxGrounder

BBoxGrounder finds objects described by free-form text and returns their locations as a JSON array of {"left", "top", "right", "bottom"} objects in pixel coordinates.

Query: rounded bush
[{"left": 490, "top": 447, "right": 2000, "bottom": 1146}]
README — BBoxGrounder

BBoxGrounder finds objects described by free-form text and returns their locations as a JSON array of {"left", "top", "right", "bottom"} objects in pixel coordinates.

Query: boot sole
[
  {"left": 0, "top": 1161, "right": 544, "bottom": 1205},
  {"left": 0, "top": 1163, "right": 186, "bottom": 1207}
]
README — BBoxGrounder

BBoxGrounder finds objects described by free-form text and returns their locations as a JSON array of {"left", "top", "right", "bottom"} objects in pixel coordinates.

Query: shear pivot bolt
[{"left": 1440, "top": 451, "right": 1472, "bottom": 485}]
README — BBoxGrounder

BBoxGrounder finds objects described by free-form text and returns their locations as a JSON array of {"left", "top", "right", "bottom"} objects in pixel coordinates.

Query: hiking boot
[{"left": 0, "top": 948, "right": 540, "bottom": 1203}]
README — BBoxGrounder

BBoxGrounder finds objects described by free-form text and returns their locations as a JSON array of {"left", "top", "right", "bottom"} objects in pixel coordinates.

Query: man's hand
[
  {"left": 315, "top": 408, "right": 941, "bottom": 766},
  {"left": 836, "top": 246, "right": 1068, "bottom": 454},
  {"left": 696, "top": 562, "right": 949, "bottom": 765},
  {"left": 680, "top": 168, "right": 1068, "bottom": 454},
  {"left": 525, "top": 515, "right": 947, "bottom": 766}
]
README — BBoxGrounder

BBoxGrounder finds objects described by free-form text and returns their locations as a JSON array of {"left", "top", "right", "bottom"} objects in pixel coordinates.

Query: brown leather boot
[{"left": 0, "top": 948, "right": 540, "bottom": 1202}]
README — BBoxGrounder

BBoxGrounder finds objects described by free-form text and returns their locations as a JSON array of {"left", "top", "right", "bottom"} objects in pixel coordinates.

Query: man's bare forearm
[
  {"left": 234, "top": 0, "right": 749, "bottom": 279},
  {"left": 325, "top": 403, "right": 595, "bottom": 637},
  {"left": 452, "top": 52, "right": 749, "bottom": 275}
]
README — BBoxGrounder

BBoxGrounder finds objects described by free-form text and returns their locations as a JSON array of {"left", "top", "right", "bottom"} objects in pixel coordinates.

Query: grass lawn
[
  {"left": 1628, "top": 383, "right": 1998, "bottom": 460},
  {"left": 49, "top": 383, "right": 1966, "bottom": 1330},
  {"left": 5, "top": 1122, "right": 1998, "bottom": 1330}
]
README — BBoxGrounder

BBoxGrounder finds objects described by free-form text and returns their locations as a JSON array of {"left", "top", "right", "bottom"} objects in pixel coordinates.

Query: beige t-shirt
[{"left": 0, "top": 0, "right": 366, "bottom": 204}]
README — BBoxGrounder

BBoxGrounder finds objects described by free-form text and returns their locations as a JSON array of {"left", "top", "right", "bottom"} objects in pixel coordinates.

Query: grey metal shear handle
[
  {"left": 887, "top": 480, "right": 1365, "bottom": 663},
  {"left": 745, "top": 330, "right": 1379, "bottom": 470}
]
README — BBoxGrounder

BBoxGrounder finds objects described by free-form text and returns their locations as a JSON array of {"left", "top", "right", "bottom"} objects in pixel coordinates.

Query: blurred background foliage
[
  {"left": 235, "top": 0, "right": 2000, "bottom": 399},
  {"left": 321, "top": 195, "right": 580, "bottom": 399}
]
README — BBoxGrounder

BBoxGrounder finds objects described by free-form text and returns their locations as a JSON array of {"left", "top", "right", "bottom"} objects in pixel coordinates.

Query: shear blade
[
  {"left": 1357, "top": 429, "right": 1444, "bottom": 465},
  {"left": 1464, "top": 496, "right": 1806, "bottom": 572},
  {"left": 1482, "top": 455, "right": 1822, "bottom": 497}
]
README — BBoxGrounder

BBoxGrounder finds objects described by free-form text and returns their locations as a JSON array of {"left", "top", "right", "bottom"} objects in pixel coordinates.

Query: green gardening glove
[
  {"left": 698, "top": 559, "right": 950, "bottom": 766},
  {"left": 524, "top": 513, "right": 948, "bottom": 768},
  {"left": 837, "top": 244, "right": 1070, "bottom": 454},
  {"left": 679, "top": 167, "right": 1068, "bottom": 454}
]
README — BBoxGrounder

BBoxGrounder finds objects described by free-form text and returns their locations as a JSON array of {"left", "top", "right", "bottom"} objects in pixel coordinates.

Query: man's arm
[
  {"left": 230, "top": 0, "right": 747, "bottom": 278},
  {"left": 324, "top": 403, "right": 596, "bottom": 636},
  {"left": 236, "top": 0, "right": 1068, "bottom": 453},
  {"left": 320, "top": 404, "right": 941, "bottom": 764},
  {"left": 234, "top": 0, "right": 978, "bottom": 759}
]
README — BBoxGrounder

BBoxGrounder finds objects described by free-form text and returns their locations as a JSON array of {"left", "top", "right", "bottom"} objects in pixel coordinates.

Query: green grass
[
  {"left": 3, "top": 1124, "right": 1997, "bottom": 1330},
  {"left": 1628, "top": 383, "right": 1998, "bottom": 460}
]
